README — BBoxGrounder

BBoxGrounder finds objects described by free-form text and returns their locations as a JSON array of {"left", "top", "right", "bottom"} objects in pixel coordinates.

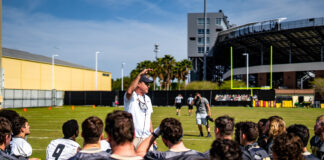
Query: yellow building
[{"left": 2, "top": 48, "right": 111, "bottom": 91}]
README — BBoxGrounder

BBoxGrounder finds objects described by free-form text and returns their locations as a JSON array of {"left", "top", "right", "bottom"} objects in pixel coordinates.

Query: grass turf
[{"left": 8, "top": 106, "right": 324, "bottom": 159}]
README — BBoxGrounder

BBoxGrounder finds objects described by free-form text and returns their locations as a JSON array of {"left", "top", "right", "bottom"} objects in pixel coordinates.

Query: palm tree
[
  {"left": 174, "top": 59, "right": 192, "bottom": 90},
  {"left": 174, "top": 62, "right": 182, "bottom": 90},
  {"left": 150, "top": 61, "right": 159, "bottom": 90},
  {"left": 160, "top": 55, "right": 176, "bottom": 90},
  {"left": 130, "top": 60, "right": 152, "bottom": 80},
  {"left": 180, "top": 59, "right": 192, "bottom": 89}
]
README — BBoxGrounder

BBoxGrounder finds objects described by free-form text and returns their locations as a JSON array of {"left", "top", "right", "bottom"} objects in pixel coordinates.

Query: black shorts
[
  {"left": 188, "top": 105, "right": 193, "bottom": 110},
  {"left": 176, "top": 104, "right": 182, "bottom": 109}
]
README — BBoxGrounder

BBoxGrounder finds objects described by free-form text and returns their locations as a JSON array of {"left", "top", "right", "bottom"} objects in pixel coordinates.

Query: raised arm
[
  {"left": 126, "top": 69, "right": 152, "bottom": 100},
  {"left": 136, "top": 135, "right": 156, "bottom": 157},
  {"left": 136, "top": 127, "right": 160, "bottom": 157}
]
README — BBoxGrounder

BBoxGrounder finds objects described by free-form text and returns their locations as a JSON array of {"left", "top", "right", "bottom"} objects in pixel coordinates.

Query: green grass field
[{"left": 8, "top": 106, "right": 324, "bottom": 159}]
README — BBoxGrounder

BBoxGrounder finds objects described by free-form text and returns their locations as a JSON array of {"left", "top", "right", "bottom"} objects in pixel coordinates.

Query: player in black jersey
[
  {"left": 310, "top": 115, "right": 324, "bottom": 159},
  {"left": 272, "top": 133, "right": 304, "bottom": 160},
  {"left": 210, "top": 139, "right": 242, "bottom": 160},
  {"left": 0, "top": 117, "right": 18, "bottom": 160},
  {"left": 238, "top": 122, "right": 270, "bottom": 160},
  {"left": 105, "top": 110, "right": 142, "bottom": 160},
  {"left": 287, "top": 124, "right": 319, "bottom": 160},
  {"left": 136, "top": 118, "right": 205, "bottom": 160},
  {"left": 68, "top": 116, "right": 110, "bottom": 160}
]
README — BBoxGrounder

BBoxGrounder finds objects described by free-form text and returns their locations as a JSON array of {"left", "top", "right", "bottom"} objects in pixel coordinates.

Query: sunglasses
[{"left": 142, "top": 82, "right": 150, "bottom": 86}]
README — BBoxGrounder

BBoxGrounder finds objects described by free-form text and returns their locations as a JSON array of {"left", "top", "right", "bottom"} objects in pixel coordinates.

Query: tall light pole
[
  {"left": 52, "top": 54, "right": 58, "bottom": 89},
  {"left": 203, "top": 0, "right": 207, "bottom": 80},
  {"left": 243, "top": 53, "right": 249, "bottom": 88},
  {"left": 95, "top": 51, "right": 102, "bottom": 90},
  {"left": 154, "top": 43, "right": 160, "bottom": 59},
  {"left": 121, "top": 62, "right": 125, "bottom": 91}
]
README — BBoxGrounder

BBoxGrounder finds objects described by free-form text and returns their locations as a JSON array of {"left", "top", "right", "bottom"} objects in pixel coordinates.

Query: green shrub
[
  {"left": 184, "top": 81, "right": 219, "bottom": 90},
  {"left": 219, "top": 80, "right": 246, "bottom": 90},
  {"left": 311, "top": 78, "right": 324, "bottom": 100}
]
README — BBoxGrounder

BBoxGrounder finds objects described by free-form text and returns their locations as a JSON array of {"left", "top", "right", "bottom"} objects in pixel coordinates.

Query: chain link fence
[{"left": 2, "top": 89, "right": 64, "bottom": 108}]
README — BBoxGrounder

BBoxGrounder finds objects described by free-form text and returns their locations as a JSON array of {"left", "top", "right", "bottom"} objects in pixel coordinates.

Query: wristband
[{"left": 152, "top": 127, "right": 160, "bottom": 138}]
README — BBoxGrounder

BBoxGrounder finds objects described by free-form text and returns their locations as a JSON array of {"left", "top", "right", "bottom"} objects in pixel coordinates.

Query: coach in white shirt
[{"left": 124, "top": 69, "right": 154, "bottom": 150}]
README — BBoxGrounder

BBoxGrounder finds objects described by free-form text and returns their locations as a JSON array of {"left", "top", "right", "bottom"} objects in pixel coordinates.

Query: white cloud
[
  {"left": 3, "top": 0, "right": 324, "bottom": 79},
  {"left": 3, "top": 7, "right": 187, "bottom": 79}
]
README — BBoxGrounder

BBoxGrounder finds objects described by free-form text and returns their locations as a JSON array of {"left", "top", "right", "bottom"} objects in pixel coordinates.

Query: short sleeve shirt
[
  {"left": 124, "top": 92, "right": 153, "bottom": 138},
  {"left": 10, "top": 137, "right": 32, "bottom": 158},
  {"left": 100, "top": 140, "right": 112, "bottom": 153},
  {"left": 175, "top": 96, "right": 183, "bottom": 104},
  {"left": 46, "top": 138, "right": 80, "bottom": 160},
  {"left": 0, "top": 150, "right": 18, "bottom": 160},
  {"left": 187, "top": 97, "right": 194, "bottom": 105},
  {"left": 195, "top": 97, "right": 209, "bottom": 114}
]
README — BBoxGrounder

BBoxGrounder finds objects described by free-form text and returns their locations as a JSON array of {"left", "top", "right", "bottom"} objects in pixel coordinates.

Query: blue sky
[{"left": 3, "top": 0, "right": 324, "bottom": 79}]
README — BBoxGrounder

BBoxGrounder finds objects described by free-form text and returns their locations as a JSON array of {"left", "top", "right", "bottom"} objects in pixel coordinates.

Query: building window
[
  {"left": 197, "top": 18, "right": 210, "bottom": 25},
  {"left": 198, "top": 47, "right": 209, "bottom": 54},
  {"left": 198, "top": 29, "right": 210, "bottom": 34},
  {"left": 198, "top": 37, "right": 210, "bottom": 44},
  {"left": 216, "top": 28, "right": 223, "bottom": 32},
  {"left": 216, "top": 18, "right": 222, "bottom": 25},
  {"left": 102, "top": 73, "right": 110, "bottom": 77},
  {"left": 189, "top": 37, "right": 196, "bottom": 41}
]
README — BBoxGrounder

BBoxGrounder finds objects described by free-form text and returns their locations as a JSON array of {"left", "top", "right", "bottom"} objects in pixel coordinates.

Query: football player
[
  {"left": 0, "top": 117, "right": 18, "bottom": 160},
  {"left": 46, "top": 119, "right": 80, "bottom": 160},
  {"left": 68, "top": 116, "right": 110, "bottom": 160},
  {"left": 136, "top": 118, "right": 205, "bottom": 159},
  {"left": 10, "top": 116, "right": 33, "bottom": 159}
]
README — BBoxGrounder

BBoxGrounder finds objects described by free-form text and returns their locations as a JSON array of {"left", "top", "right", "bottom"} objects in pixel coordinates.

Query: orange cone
[
  {"left": 72, "top": 105, "right": 75, "bottom": 110},
  {"left": 93, "top": 105, "right": 95, "bottom": 109},
  {"left": 23, "top": 108, "right": 27, "bottom": 112}
]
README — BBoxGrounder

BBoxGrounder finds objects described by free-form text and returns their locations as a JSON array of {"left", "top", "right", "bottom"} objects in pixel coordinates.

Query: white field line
[
  {"left": 182, "top": 139, "right": 213, "bottom": 141},
  {"left": 28, "top": 137, "right": 53, "bottom": 139},
  {"left": 31, "top": 129, "right": 60, "bottom": 131},
  {"left": 28, "top": 136, "right": 211, "bottom": 142},
  {"left": 30, "top": 128, "right": 201, "bottom": 133},
  {"left": 30, "top": 128, "right": 202, "bottom": 133}
]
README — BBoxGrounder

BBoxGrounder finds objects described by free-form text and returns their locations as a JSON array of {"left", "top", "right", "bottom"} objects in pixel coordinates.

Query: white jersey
[
  {"left": 187, "top": 97, "right": 194, "bottom": 105},
  {"left": 175, "top": 96, "right": 183, "bottom": 104},
  {"left": 100, "top": 140, "right": 111, "bottom": 151},
  {"left": 10, "top": 137, "right": 32, "bottom": 158},
  {"left": 46, "top": 138, "right": 80, "bottom": 160},
  {"left": 124, "top": 92, "right": 153, "bottom": 138}
]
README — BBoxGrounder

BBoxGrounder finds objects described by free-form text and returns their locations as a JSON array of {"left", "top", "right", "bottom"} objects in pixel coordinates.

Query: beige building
[{"left": 2, "top": 48, "right": 111, "bottom": 91}]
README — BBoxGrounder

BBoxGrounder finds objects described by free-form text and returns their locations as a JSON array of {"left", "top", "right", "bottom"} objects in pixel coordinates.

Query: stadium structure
[{"left": 188, "top": 11, "right": 324, "bottom": 90}]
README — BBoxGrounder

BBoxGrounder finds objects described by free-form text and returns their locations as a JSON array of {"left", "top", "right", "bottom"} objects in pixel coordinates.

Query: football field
[{"left": 9, "top": 106, "right": 324, "bottom": 159}]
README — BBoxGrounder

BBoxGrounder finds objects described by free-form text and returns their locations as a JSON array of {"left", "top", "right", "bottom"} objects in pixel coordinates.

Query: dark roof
[
  {"left": 2, "top": 48, "right": 99, "bottom": 71},
  {"left": 214, "top": 17, "right": 324, "bottom": 66}
]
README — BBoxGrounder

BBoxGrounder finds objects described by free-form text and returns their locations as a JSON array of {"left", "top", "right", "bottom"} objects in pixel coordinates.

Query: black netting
[{"left": 64, "top": 89, "right": 275, "bottom": 106}]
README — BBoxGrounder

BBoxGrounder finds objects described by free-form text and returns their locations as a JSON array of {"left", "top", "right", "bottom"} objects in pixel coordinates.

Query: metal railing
[{"left": 218, "top": 17, "right": 324, "bottom": 41}]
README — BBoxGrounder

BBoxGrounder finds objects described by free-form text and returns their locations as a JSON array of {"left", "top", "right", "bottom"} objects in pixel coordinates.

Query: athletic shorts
[
  {"left": 196, "top": 113, "right": 208, "bottom": 125},
  {"left": 188, "top": 105, "right": 193, "bottom": 110},
  {"left": 176, "top": 103, "right": 182, "bottom": 109}
]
